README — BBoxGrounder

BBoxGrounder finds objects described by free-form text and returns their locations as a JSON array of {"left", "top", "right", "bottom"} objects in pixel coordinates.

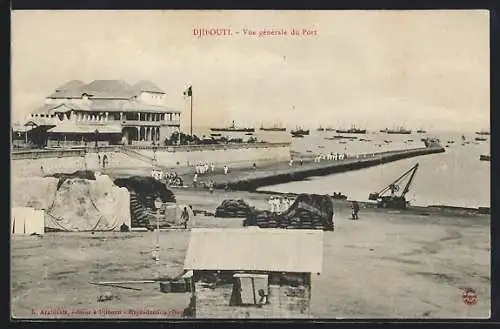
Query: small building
[{"left": 182, "top": 228, "right": 323, "bottom": 318}]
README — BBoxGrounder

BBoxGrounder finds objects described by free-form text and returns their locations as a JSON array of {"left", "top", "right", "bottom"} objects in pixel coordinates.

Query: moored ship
[
  {"left": 475, "top": 130, "right": 490, "bottom": 136},
  {"left": 335, "top": 125, "right": 367, "bottom": 134},
  {"left": 380, "top": 126, "right": 412, "bottom": 134},
  {"left": 416, "top": 128, "right": 426, "bottom": 133},
  {"left": 210, "top": 121, "right": 255, "bottom": 133},
  {"left": 290, "top": 128, "right": 310, "bottom": 137},
  {"left": 259, "top": 123, "right": 286, "bottom": 132}
]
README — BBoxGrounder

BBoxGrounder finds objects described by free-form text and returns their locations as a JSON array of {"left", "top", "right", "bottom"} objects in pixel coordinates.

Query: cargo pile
[
  {"left": 113, "top": 176, "right": 177, "bottom": 228},
  {"left": 215, "top": 199, "right": 254, "bottom": 218},
  {"left": 13, "top": 170, "right": 131, "bottom": 232},
  {"left": 244, "top": 194, "right": 334, "bottom": 231}
]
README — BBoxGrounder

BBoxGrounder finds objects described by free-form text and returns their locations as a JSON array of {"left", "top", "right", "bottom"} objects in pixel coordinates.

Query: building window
[{"left": 230, "top": 274, "right": 269, "bottom": 306}]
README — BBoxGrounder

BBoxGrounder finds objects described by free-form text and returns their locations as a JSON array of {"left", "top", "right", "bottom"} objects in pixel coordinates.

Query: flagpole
[{"left": 190, "top": 88, "right": 193, "bottom": 138}]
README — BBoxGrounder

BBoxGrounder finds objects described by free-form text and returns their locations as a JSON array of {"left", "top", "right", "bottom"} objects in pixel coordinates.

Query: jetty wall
[
  {"left": 222, "top": 146, "right": 446, "bottom": 190},
  {"left": 11, "top": 143, "right": 291, "bottom": 177}
]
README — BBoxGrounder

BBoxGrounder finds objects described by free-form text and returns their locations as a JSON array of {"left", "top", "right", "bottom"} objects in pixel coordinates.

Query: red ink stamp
[{"left": 461, "top": 288, "right": 478, "bottom": 305}]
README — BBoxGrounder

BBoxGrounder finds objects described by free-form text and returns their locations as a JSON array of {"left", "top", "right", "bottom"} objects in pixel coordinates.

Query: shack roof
[{"left": 184, "top": 228, "right": 323, "bottom": 274}]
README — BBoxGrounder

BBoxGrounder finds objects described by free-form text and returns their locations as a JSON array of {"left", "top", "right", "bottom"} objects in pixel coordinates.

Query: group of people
[
  {"left": 192, "top": 163, "right": 229, "bottom": 189},
  {"left": 314, "top": 152, "right": 348, "bottom": 163},
  {"left": 97, "top": 154, "right": 109, "bottom": 168},
  {"left": 195, "top": 162, "right": 215, "bottom": 175},
  {"left": 267, "top": 196, "right": 295, "bottom": 214},
  {"left": 151, "top": 169, "right": 183, "bottom": 186}
]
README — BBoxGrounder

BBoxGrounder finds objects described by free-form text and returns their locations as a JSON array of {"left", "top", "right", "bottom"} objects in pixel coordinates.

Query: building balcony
[{"left": 119, "top": 119, "right": 180, "bottom": 127}]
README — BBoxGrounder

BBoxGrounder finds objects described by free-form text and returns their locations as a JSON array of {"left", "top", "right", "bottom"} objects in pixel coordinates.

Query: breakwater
[{"left": 218, "top": 146, "right": 445, "bottom": 191}]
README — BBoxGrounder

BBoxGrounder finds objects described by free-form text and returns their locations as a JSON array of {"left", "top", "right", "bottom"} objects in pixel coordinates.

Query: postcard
[{"left": 11, "top": 9, "right": 490, "bottom": 319}]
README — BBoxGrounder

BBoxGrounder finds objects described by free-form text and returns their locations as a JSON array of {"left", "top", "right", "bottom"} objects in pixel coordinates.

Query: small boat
[
  {"left": 447, "top": 140, "right": 455, "bottom": 144},
  {"left": 417, "top": 129, "right": 426, "bottom": 133},
  {"left": 480, "top": 154, "right": 491, "bottom": 161},
  {"left": 325, "top": 127, "right": 335, "bottom": 132},
  {"left": 316, "top": 126, "right": 325, "bottom": 132},
  {"left": 211, "top": 120, "right": 255, "bottom": 133},
  {"left": 318, "top": 145, "right": 325, "bottom": 149},
  {"left": 475, "top": 137, "right": 487, "bottom": 141},
  {"left": 407, "top": 139, "right": 414, "bottom": 142}
]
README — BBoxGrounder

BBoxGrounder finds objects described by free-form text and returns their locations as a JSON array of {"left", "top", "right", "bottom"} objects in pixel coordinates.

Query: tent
[{"left": 11, "top": 207, "right": 45, "bottom": 235}]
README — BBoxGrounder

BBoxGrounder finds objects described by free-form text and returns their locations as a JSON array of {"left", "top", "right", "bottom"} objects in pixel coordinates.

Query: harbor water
[
  {"left": 259, "top": 131, "right": 490, "bottom": 208},
  {"left": 188, "top": 126, "right": 489, "bottom": 208}
]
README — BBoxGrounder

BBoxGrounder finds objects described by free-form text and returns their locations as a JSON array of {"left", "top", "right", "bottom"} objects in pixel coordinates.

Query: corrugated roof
[
  {"left": 132, "top": 80, "right": 165, "bottom": 94},
  {"left": 48, "top": 122, "right": 122, "bottom": 134},
  {"left": 24, "top": 118, "right": 57, "bottom": 127},
  {"left": 83, "top": 79, "right": 131, "bottom": 93},
  {"left": 47, "top": 80, "right": 167, "bottom": 99},
  {"left": 55, "top": 80, "right": 85, "bottom": 92},
  {"left": 184, "top": 228, "right": 323, "bottom": 273}
]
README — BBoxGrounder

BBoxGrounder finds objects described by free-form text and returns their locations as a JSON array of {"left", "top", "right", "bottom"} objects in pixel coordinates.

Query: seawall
[
  {"left": 215, "top": 146, "right": 445, "bottom": 191},
  {"left": 10, "top": 143, "right": 291, "bottom": 178}
]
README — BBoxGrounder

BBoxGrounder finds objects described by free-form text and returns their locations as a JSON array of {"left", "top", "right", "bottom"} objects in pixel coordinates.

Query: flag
[{"left": 183, "top": 85, "right": 192, "bottom": 97}]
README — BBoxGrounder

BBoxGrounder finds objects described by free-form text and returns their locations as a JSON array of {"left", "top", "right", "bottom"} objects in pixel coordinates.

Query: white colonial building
[{"left": 24, "top": 80, "right": 181, "bottom": 147}]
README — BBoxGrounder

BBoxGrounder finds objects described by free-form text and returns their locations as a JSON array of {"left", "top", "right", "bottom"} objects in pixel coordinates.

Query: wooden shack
[{"left": 182, "top": 228, "right": 323, "bottom": 318}]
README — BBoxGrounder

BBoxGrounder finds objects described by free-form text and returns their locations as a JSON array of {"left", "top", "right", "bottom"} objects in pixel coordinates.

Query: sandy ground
[{"left": 11, "top": 190, "right": 490, "bottom": 319}]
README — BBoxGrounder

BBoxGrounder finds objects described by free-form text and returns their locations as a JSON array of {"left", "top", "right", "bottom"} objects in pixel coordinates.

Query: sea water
[{"left": 260, "top": 131, "right": 490, "bottom": 208}]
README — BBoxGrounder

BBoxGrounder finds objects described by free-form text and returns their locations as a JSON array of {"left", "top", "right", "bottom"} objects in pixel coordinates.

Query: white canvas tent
[{"left": 11, "top": 207, "right": 45, "bottom": 235}]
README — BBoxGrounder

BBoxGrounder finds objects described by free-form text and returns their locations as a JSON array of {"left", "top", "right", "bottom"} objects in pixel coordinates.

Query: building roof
[
  {"left": 24, "top": 118, "right": 57, "bottom": 127},
  {"left": 47, "top": 79, "right": 166, "bottom": 99},
  {"left": 47, "top": 122, "right": 122, "bottom": 134},
  {"left": 183, "top": 228, "right": 323, "bottom": 273},
  {"left": 132, "top": 80, "right": 165, "bottom": 94},
  {"left": 55, "top": 80, "right": 86, "bottom": 92}
]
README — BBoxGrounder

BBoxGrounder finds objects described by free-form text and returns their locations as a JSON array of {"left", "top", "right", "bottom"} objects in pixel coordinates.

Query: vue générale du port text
[{"left": 193, "top": 28, "right": 318, "bottom": 38}]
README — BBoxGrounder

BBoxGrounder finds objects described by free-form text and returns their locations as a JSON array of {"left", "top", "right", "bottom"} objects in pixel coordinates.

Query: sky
[{"left": 11, "top": 10, "right": 489, "bottom": 132}]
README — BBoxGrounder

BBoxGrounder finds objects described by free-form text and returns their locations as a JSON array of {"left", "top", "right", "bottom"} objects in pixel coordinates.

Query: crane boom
[
  {"left": 375, "top": 163, "right": 419, "bottom": 197},
  {"left": 368, "top": 163, "right": 420, "bottom": 209},
  {"left": 401, "top": 163, "right": 419, "bottom": 196}
]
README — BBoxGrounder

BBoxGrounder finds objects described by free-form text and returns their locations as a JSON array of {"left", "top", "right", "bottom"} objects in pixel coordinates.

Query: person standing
[
  {"left": 351, "top": 201, "right": 360, "bottom": 220},
  {"left": 181, "top": 207, "right": 190, "bottom": 229},
  {"left": 193, "top": 173, "right": 198, "bottom": 188},
  {"left": 224, "top": 164, "right": 229, "bottom": 175}
]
